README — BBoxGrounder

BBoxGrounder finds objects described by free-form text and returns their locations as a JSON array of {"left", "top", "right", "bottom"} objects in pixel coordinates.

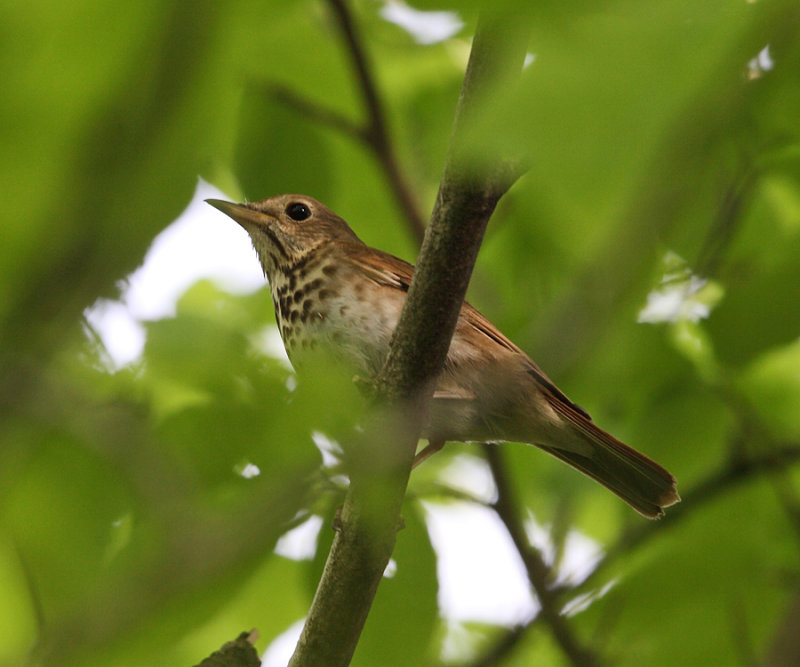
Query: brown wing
[
  {"left": 461, "top": 303, "right": 592, "bottom": 419},
  {"left": 344, "top": 244, "right": 589, "bottom": 416},
  {"left": 342, "top": 245, "right": 414, "bottom": 291}
]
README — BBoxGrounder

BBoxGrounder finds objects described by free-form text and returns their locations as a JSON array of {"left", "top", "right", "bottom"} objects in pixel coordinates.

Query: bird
[{"left": 207, "top": 194, "right": 679, "bottom": 518}]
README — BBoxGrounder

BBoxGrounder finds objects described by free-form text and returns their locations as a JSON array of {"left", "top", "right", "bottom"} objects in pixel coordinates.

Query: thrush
[{"left": 207, "top": 194, "right": 679, "bottom": 518}]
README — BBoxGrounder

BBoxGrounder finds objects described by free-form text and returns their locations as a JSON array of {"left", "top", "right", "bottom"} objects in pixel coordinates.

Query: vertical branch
[
  {"left": 288, "top": 12, "right": 528, "bottom": 667},
  {"left": 375, "top": 12, "right": 529, "bottom": 398}
]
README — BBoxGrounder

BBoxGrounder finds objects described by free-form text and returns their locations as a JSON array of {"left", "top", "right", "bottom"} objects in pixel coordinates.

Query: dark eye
[{"left": 286, "top": 202, "right": 311, "bottom": 221}]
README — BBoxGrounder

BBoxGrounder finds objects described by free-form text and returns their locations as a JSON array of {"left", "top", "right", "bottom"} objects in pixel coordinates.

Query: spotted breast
[{"left": 268, "top": 249, "right": 400, "bottom": 376}]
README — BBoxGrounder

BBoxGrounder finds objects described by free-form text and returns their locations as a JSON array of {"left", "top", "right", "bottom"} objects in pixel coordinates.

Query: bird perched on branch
[{"left": 207, "top": 194, "right": 679, "bottom": 518}]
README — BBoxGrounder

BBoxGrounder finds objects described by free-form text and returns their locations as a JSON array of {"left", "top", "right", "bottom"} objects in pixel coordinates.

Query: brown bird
[{"left": 207, "top": 194, "right": 679, "bottom": 518}]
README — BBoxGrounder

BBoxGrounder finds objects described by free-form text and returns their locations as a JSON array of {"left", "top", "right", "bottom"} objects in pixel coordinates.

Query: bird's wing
[
  {"left": 461, "top": 302, "right": 593, "bottom": 419},
  {"left": 344, "top": 246, "right": 414, "bottom": 291},
  {"left": 464, "top": 299, "right": 679, "bottom": 517},
  {"left": 346, "top": 245, "right": 590, "bottom": 416}
]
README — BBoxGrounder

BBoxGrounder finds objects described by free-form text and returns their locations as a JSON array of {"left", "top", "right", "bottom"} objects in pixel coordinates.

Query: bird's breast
[{"left": 268, "top": 259, "right": 399, "bottom": 375}]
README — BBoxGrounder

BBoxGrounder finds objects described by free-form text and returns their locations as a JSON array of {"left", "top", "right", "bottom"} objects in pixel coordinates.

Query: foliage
[{"left": 1, "top": 0, "right": 800, "bottom": 665}]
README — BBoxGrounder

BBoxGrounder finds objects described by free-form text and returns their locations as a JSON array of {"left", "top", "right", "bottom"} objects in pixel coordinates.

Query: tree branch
[
  {"left": 287, "top": 12, "right": 529, "bottom": 667},
  {"left": 468, "top": 442, "right": 800, "bottom": 667},
  {"left": 693, "top": 164, "right": 757, "bottom": 279},
  {"left": 325, "top": 0, "right": 388, "bottom": 149},
  {"left": 527, "top": 42, "right": 756, "bottom": 375},
  {"left": 267, "top": 82, "right": 367, "bottom": 144},
  {"left": 574, "top": 443, "right": 800, "bottom": 599},
  {"left": 484, "top": 445, "right": 602, "bottom": 666},
  {"left": 269, "top": 77, "right": 427, "bottom": 242},
  {"left": 375, "top": 14, "right": 528, "bottom": 399},
  {"left": 267, "top": 1, "right": 428, "bottom": 241},
  {"left": 318, "top": 0, "right": 425, "bottom": 241},
  {"left": 193, "top": 630, "right": 260, "bottom": 667},
  {"left": 327, "top": 0, "right": 427, "bottom": 241}
]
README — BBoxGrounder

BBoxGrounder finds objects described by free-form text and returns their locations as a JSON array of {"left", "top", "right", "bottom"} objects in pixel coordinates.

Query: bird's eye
[{"left": 286, "top": 202, "right": 311, "bottom": 221}]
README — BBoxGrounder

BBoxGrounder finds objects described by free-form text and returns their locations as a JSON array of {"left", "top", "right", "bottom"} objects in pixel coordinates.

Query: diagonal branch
[
  {"left": 287, "top": 12, "right": 529, "bottom": 667},
  {"left": 267, "top": 82, "right": 367, "bottom": 144},
  {"left": 375, "top": 15, "right": 529, "bottom": 399},
  {"left": 484, "top": 445, "right": 602, "bottom": 666},
  {"left": 269, "top": 79, "right": 427, "bottom": 241},
  {"left": 565, "top": 442, "right": 800, "bottom": 607},
  {"left": 468, "top": 442, "right": 800, "bottom": 667},
  {"left": 266, "top": 0, "right": 427, "bottom": 242},
  {"left": 326, "top": 0, "right": 388, "bottom": 148},
  {"left": 325, "top": 0, "right": 427, "bottom": 241}
]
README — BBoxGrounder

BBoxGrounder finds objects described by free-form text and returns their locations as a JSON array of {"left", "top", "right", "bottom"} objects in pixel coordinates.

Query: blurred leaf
[
  {"left": 739, "top": 340, "right": 800, "bottom": 439},
  {"left": 581, "top": 479, "right": 796, "bottom": 665},
  {"left": 708, "top": 167, "right": 800, "bottom": 365},
  {"left": 166, "top": 555, "right": 310, "bottom": 666},
  {"left": 0, "top": 0, "right": 249, "bottom": 355},
  {"left": 0, "top": 539, "right": 37, "bottom": 665},
  {"left": 0, "top": 433, "right": 134, "bottom": 664},
  {"left": 235, "top": 86, "right": 336, "bottom": 199},
  {"left": 1, "top": 0, "right": 799, "bottom": 664}
]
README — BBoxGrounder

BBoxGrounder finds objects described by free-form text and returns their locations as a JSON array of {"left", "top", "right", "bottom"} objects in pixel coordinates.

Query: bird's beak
[{"left": 205, "top": 199, "right": 270, "bottom": 231}]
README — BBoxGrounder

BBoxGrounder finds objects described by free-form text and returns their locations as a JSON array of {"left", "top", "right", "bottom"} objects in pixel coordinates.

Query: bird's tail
[{"left": 536, "top": 404, "right": 680, "bottom": 518}]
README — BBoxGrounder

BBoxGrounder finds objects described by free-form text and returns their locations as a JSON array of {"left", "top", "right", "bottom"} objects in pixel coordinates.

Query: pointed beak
[{"left": 205, "top": 199, "right": 270, "bottom": 231}]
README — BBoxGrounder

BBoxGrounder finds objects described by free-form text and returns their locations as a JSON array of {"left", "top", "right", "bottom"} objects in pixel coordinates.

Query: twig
[
  {"left": 327, "top": 0, "right": 427, "bottom": 241},
  {"left": 693, "top": 164, "right": 756, "bottom": 279},
  {"left": 470, "top": 624, "right": 528, "bottom": 667},
  {"left": 193, "top": 629, "right": 260, "bottom": 667},
  {"left": 326, "top": 0, "right": 389, "bottom": 149},
  {"left": 484, "top": 445, "right": 602, "bottom": 666},
  {"left": 470, "top": 441, "right": 800, "bottom": 666},
  {"left": 573, "top": 443, "right": 800, "bottom": 599},
  {"left": 267, "top": 83, "right": 366, "bottom": 143},
  {"left": 269, "top": 78, "right": 426, "bottom": 242},
  {"left": 527, "top": 53, "right": 754, "bottom": 375}
]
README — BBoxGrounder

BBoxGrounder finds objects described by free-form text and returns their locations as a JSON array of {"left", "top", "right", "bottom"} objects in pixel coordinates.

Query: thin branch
[
  {"left": 527, "top": 40, "right": 754, "bottom": 376},
  {"left": 326, "top": 0, "right": 388, "bottom": 149},
  {"left": 468, "top": 442, "right": 800, "bottom": 667},
  {"left": 580, "top": 380, "right": 800, "bottom": 591},
  {"left": 327, "top": 0, "right": 427, "bottom": 241},
  {"left": 771, "top": 475, "right": 800, "bottom": 545},
  {"left": 470, "top": 624, "right": 528, "bottom": 667},
  {"left": 287, "top": 12, "right": 529, "bottom": 667},
  {"left": 271, "top": 3, "right": 529, "bottom": 244},
  {"left": 765, "top": 589, "right": 800, "bottom": 666},
  {"left": 693, "top": 164, "right": 757, "bottom": 279},
  {"left": 484, "top": 445, "right": 602, "bottom": 667},
  {"left": 269, "top": 77, "right": 427, "bottom": 242},
  {"left": 729, "top": 598, "right": 759, "bottom": 667},
  {"left": 267, "top": 83, "right": 367, "bottom": 143},
  {"left": 574, "top": 443, "right": 800, "bottom": 598}
]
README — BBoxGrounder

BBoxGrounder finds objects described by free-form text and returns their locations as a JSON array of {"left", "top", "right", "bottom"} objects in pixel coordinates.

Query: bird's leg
[{"left": 413, "top": 439, "right": 446, "bottom": 468}]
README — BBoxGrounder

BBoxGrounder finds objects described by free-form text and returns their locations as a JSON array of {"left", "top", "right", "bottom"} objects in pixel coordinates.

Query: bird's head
[{"left": 206, "top": 194, "right": 363, "bottom": 276}]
